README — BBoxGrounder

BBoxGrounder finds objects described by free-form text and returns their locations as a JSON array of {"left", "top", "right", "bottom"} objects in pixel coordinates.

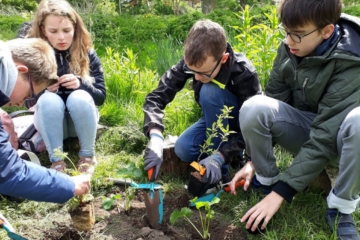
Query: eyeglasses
[
  {"left": 27, "top": 72, "right": 35, "bottom": 99},
  {"left": 278, "top": 23, "right": 318, "bottom": 43},
  {"left": 184, "top": 58, "right": 222, "bottom": 79}
]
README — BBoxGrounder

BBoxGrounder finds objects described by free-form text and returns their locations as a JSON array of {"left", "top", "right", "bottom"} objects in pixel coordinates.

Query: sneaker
[
  {"left": 325, "top": 208, "right": 360, "bottom": 240},
  {"left": 50, "top": 160, "right": 67, "bottom": 172},
  {"left": 77, "top": 156, "right": 97, "bottom": 174},
  {"left": 250, "top": 176, "right": 275, "bottom": 195}
]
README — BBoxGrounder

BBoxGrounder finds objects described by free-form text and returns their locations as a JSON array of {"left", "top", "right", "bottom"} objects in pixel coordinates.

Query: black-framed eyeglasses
[
  {"left": 27, "top": 72, "right": 35, "bottom": 99},
  {"left": 184, "top": 58, "right": 222, "bottom": 79},
  {"left": 278, "top": 23, "right": 318, "bottom": 43}
]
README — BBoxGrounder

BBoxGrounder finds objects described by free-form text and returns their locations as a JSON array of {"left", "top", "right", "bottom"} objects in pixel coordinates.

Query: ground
[{"left": 25, "top": 186, "right": 248, "bottom": 240}]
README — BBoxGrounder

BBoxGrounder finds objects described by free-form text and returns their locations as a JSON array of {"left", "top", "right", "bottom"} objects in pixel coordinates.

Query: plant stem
[{"left": 184, "top": 217, "right": 204, "bottom": 239}]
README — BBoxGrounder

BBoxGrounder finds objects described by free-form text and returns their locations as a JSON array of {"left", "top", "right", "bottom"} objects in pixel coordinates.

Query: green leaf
[
  {"left": 133, "top": 168, "right": 143, "bottom": 178},
  {"left": 170, "top": 209, "right": 181, "bottom": 224},
  {"left": 195, "top": 201, "right": 209, "bottom": 210},
  {"left": 113, "top": 194, "right": 122, "bottom": 200},
  {"left": 102, "top": 198, "right": 115, "bottom": 210}
]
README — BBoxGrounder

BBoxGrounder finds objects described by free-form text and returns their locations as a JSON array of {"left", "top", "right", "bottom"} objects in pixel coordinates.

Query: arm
[
  {"left": 265, "top": 42, "right": 292, "bottom": 104},
  {"left": 143, "top": 57, "right": 191, "bottom": 137},
  {"left": 0, "top": 127, "right": 75, "bottom": 203},
  {"left": 78, "top": 49, "right": 106, "bottom": 106},
  {"left": 274, "top": 68, "right": 360, "bottom": 202}
]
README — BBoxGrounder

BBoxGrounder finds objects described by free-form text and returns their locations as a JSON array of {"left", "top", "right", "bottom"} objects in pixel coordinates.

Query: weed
[{"left": 170, "top": 197, "right": 220, "bottom": 239}]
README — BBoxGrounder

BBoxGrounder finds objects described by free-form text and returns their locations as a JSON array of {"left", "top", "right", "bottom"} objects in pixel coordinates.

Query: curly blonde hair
[{"left": 27, "top": 0, "right": 93, "bottom": 83}]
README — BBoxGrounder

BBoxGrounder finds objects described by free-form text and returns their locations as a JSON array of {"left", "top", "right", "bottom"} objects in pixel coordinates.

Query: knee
[
  {"left": 342, "top": 107, "right": 360, "bottom": 135},
  {"left": 198, "top": 83, "right": 222, "bottom": 106},
  {"left": 174, "top": 139, "right": 193, "bottom": 162},
  {"left": 66, "top": 90, "right": 95, "bottom": 110},
  {"left": 36, "top": 92, "right": 64, "bottom": 110},
  {"left": 239, "top": 95, "right": 273, "bottom": 130}
]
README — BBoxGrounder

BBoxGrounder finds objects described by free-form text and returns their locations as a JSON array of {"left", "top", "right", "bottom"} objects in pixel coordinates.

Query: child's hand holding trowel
[{"left": 229, "top": 161, "right": 255, "bottom": 195}]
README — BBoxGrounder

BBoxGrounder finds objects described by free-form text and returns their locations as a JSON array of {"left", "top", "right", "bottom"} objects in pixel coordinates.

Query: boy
[
  {"left": 229, "top": 0, "right": 360, "bottom": 239},
  {"left": 143, "top": 19, "right": 261, "bottom": 185},
  {"left": 0, "top": 38, "right": 90, "bottom": 203}
]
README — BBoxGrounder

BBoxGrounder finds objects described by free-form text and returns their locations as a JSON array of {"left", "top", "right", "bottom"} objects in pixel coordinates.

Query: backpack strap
[{"left": 17, "top": 149, "right": 41, "bottom": 166}]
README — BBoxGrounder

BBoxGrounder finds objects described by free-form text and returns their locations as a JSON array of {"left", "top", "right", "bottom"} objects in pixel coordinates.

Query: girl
[{"left": 27, "top": 0, "right": 106, "bottom": 174}]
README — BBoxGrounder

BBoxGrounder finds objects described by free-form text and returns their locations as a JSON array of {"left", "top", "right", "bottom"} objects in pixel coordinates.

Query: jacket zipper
[
  {"left": 60, "top": 54, "right": 64, "bottom": 65},
  {"left": 302, "top": 78, "right": 309, "bottom": 101}
]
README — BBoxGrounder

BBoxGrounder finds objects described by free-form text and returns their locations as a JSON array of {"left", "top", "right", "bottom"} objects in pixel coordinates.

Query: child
[
  {"left": 229, "top": 0, "right": 360, "bottom": 239},
  {"left": 26, "top": 0, "right": 106, "bottom": 174},
  {"left": 143, "top": 19, "right": 261, "bottom": 185}
]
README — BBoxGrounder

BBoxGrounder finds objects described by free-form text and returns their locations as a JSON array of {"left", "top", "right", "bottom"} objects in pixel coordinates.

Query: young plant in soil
[
  {"left": 101, "top": 194, "right": 122, "bottom": 210},
  {"left": 189, "top": 106, "right": 236, "bottom": 193},
  {"left": 198, "top": 105, "right": 236, "bottom": 160},
  {"left": 53, "top": 148, "right": 95, "bottom": 231},
  {"left": 170, "top": 197, "right": 220, "bottom": 240},
  {"left": 117, "top": 163, "right": 143, "bottom": 213}
]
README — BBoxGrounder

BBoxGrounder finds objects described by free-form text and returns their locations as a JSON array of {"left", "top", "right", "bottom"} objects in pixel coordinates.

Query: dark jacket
[
  {"left": 267, "top": 14, "right": 360, "bottom": 202},
  {"left": 25, "top": 48, "right": 106, "bottom": 109},
  {"left": 55, "top": 49, "right": 106, "bottom": 106},
  {"left": 143, "top": 43, "right": 261, "bottom": 163},
  {"left": 0, "top": 91, "right": 75, "bottom": 203}
]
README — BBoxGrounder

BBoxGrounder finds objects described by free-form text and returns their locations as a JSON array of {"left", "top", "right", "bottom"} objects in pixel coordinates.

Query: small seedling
[
  {"left": 198, "top": 105, "right": 236, "bottom": 160},
  {"left": 117, "top": 163, "right": 143, "bottom": 211},
  {"left": 101, "top": 194, "right": 122, "bottom": 210},
  {"left": 53, "top": 148, "right": 94, "bottom": 211},
  {"left": 170, "top": 197, "right": 220, "bottom": 240}
]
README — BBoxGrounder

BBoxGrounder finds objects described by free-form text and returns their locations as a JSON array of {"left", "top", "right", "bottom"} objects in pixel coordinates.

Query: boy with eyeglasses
[
  {"left": 229, "top": 0, "right": 360, "bottom": 239},
  {"left": 142, "top": 19, "right": 261, "bottom": 186}
]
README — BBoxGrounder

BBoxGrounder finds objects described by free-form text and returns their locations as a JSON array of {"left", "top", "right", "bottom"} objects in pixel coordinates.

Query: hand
[
  {"left": 71, "top": 175, "right": 91, "bottom": 196},
  {"left": 241, "top": 191, "right": 284, "bottom": 232},
  {"left": 59, "top": 74, "right": 81, "bottom": 89},
  {"left": 199, "top": 152, "right": 224, "bottom": 184},
  {"left": 144, "top": 132, "right": 164, "bottom": 180},
  {"left": 47, "top": 81, "right": 60, "bottom": 93},
  {"left": 230, "top": 161, "right": 255, "bottom": 194}
]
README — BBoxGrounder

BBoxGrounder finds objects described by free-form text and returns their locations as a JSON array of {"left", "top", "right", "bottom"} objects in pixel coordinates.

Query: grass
[{"left": 1, "top": 5, "right": 359, "bottom": 240}]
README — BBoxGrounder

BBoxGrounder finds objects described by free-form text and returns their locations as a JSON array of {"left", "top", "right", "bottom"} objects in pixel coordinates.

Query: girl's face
[{"left": 41, "top": 15, "right": 75, "bottom": 51}]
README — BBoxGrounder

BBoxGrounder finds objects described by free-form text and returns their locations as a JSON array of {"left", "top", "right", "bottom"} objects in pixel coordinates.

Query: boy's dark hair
[
  {"left": 279, "top": 0, "right": 342, "bottom": 30},
  {"left": 184, "top": 19, "right": 227, "bottom": 68}
]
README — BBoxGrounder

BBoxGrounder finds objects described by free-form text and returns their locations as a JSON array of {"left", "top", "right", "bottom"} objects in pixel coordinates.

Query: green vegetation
[{"left": 170, "top": 197, "right": 220, "bottom": 240}]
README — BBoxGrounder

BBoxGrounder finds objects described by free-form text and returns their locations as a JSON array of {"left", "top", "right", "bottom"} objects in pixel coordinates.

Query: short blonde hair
[{"left": 6, "top": 38, "right": 58, "bottom": 86}]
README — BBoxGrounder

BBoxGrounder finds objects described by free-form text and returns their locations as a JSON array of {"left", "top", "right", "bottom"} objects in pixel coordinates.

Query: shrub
[{"left": 0, "top": 15, "right": 26, "bottom": 33}]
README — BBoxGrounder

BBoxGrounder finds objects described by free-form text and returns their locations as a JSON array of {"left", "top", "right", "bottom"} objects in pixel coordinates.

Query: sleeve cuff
[{"left": 272, "top": 180, "right": 298, "bottom": 203}]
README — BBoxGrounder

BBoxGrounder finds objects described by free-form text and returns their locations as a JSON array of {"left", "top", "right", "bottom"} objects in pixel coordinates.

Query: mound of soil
[{"left": 40, "top": 186, "right": 247, "bottom": 240}]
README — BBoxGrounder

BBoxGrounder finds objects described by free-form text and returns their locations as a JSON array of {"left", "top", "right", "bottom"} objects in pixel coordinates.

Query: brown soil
[
  {"left": 190, "top": 171, "right": 202, "bottom": 181},
  {"left": 69, "top": 202, "right": 95, "bottom": 231},
  {"left": 38, "top": 186, "right": 248, "bottom": 240}
]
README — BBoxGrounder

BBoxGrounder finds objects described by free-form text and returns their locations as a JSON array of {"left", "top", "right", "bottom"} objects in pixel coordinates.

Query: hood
[
  {"left": 0, "top": 41, "right": 17, "bottom": 98},
  {"left": 337, "top": 13, "right": 360, "bottom": 57}
]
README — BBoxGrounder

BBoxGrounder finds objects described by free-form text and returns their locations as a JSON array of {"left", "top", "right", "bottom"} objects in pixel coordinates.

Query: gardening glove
[
  {"left": 199, "top": 152, "right": 224, "bottom": 184},
  {"left": 144, "top": 132, "right": 164, "bottom": 180}
]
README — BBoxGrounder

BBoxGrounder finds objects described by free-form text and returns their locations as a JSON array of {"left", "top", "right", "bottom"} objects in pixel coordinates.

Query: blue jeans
[
  {"left": 174, "top": 83, "right": 240, "bottom": 175},
  {"left": 34, "top": 90, "right": 99, "bottom": 162}
]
